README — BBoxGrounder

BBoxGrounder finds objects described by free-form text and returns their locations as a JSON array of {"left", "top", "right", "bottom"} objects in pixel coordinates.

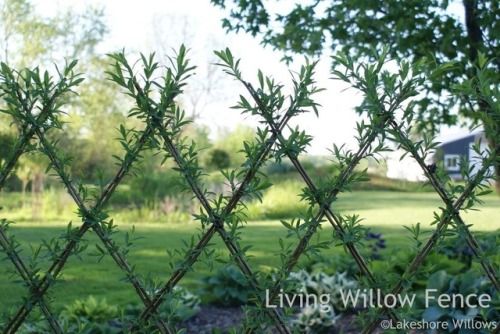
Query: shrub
[
  {"left": 304, "top": 254, "right": 360, "bottom": 278},
  {"left": 202, "top": 265, "right": 253, "bottom": 306},
  {"left": 436, "top": 231, "right": 499, "bottom": 269},
  {"left": 164, "top": 286, "right": 202, "bottom": 322},
  {"left": 419, "top": 270, "right": 499, "bottom": 333},
  {"left": 284, "top": 270, "right": 360, "bottom": 333},
  {"left": 60, "top": 296, "right": 119, "bottom": 324},
  {"left": 289, "top": 304, "right": 339, "bottom": 334},
  {"left": 125, "top": 286, "right": 201, "bottom": 323},
  {"left": 288, "top": 270, "right": 359, "bottom": 312}
]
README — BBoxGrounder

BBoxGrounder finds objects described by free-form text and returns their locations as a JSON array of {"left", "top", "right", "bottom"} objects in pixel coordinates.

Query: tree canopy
[
  {"left": 211, "top": 0, "right": 499, "bottom": 191},
  {"left": 0, "top": 0, "right": 125, "bottom": 186},
  {"left": 0, "top": 0, "right": 107, "bottom": 67},
  {"left": 211, "top": 0, "right": 497, "bottom": 128}
]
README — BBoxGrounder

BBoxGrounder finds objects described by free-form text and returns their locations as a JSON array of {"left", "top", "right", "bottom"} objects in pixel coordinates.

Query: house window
[{"left": 444, "top": 154, "right": 461, "bottom": 172}]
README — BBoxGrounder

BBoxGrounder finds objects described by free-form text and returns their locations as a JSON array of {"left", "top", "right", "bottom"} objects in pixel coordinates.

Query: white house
[
  {"left": 436, "top": 131, "right": 493, "bottom": 180},
  {"left": 386, "top": 131, "right": 494, "bottom": 182}
]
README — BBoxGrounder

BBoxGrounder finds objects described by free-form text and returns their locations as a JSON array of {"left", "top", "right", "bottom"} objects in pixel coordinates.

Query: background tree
[
  {"left": 0, "top": 0, "right": 50, "bottom": 66},
  {"left": 149, "top": 13, "right": 229, "bottom": 121},
  {"left": 0, "top": 0, "right": 107, "bottom": 67},
  {"left": 210, "top": 0, "right": 500, "bottom": 192},
  {"left": 0, "top": 0, "right": 124, "bottom": 216},
  {"left": 57, "top": 55, "right": 129, "bottom": 181}
]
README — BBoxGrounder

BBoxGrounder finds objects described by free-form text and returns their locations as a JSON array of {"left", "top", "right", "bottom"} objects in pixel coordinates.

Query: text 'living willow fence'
[{"left": 0, "top": 46, "right": 498, "bottom": 333}]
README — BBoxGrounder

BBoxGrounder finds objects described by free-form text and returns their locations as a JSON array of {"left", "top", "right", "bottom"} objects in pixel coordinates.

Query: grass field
[{"left": 0, "top": 191, "right": 498, "bottom": 317}]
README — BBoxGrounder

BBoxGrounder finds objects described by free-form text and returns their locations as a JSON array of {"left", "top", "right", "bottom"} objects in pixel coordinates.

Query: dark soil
[
  {"left": 177, "top": 305, "right": 246, "bottom": 333},
  {"left": 176, "top": 306, "right": 395, "bottom": 334}
]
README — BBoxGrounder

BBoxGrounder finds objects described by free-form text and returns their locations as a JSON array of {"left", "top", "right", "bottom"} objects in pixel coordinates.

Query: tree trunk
[
  {"left": 31, "top": 172, "right": 45, "bottom": 220},
  {"left": 495, "top": 145, "right": 500, "bottom": 195},
  {"left": 463, "top": 0, "right": 500, "bottom": 195},
  {"left": 21, "top": 179, "right": 27, "bottom": 210},
  {"left": 487, "top": 133, "right": 500, "bottom": 195}
]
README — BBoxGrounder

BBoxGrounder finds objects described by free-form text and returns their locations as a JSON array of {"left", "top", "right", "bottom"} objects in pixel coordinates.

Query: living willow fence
[{"left": 0, "top": 46, "right": 498, "bottom": 333}]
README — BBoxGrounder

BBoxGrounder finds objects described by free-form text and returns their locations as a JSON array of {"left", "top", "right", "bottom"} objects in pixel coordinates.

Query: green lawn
[{"left": 0, "top": 191, "right": 498, "bottom": 317}]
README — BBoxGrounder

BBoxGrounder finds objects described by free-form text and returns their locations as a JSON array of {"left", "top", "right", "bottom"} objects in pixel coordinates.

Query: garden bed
[{"left": 178, "top": 307, "right": 418, "bottom": 333}]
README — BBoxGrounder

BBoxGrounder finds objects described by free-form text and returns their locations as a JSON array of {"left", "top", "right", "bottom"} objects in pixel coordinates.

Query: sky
[{"left": 34, "top": 0, "right": 468, "bottom": 155}]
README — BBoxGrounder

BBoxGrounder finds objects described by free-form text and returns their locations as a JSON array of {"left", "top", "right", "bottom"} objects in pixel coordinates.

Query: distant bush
[
  {"left": 352, "top": 174, "right": 432, "bottom": 192},
  {"left": 245, "top": 179, "right": 309, "bottom": 220},
  {"left": 208, "top": 149, "right": 231, "bottom": 169},
  {"left": 2, "top": 174, "right": 22, "bottom": 192},
  {"left": 108, "top": 171, "right": 186, "bottom": 208},
  {"left": 264, "top": 161, "right": 296, "bottom": 175}
]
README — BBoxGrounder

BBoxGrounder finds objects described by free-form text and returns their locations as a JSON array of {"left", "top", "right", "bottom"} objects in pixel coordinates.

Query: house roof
[{"left": 436, "top": 130, "right": 483, "bottom": 146}]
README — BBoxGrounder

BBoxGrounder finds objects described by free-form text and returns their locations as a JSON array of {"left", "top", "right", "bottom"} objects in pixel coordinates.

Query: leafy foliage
[{"left": 0, "top": 43, "right": 498, "bottom": 334}]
